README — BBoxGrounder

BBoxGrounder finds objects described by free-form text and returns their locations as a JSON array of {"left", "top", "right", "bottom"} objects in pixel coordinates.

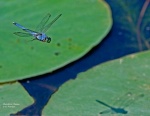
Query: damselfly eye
[{"left": 47, "top": 37, "right": 51, "bottom": 43}]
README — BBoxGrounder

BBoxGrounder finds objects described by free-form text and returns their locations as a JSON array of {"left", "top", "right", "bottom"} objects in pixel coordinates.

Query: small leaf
[{"left": 0, "top": 82, "right": 34, "bottom": 115}]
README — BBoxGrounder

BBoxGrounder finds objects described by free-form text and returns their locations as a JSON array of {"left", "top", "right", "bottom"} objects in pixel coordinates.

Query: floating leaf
[
  {"left": 43, "top": 50, "right": 150, "bottom": 116},
  {"left": 0, "top": 82, "right": 34, "bottom": 115},
  {"left": 0, "top": 0, "right": 112, "bottom": 82}
]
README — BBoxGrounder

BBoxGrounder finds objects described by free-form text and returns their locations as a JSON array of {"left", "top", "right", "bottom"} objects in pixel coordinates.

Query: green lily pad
[
  {"left": 42, "top": 50, "right": 150, "bottom": 116},
  {"left": 0, "top": 0, "right": 112, "bottom": 82},
  {"left": 0, "top": 82, "right": 34, "bottom": 115}
]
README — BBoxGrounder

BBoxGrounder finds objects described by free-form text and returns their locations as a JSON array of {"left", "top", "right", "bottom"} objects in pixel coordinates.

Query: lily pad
[
  {"left": 0, "top": 0, "right": 112, "bottom": 82},
  {"left": 42, "top": 50, "right": 150, "bottom": 116},
  {"left": 0, "top": 82, "right": 34, "bottom": 115}
]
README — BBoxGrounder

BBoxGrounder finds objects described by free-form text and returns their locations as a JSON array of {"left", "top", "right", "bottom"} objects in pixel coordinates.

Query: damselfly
[{"left": 13, "top": 13, "right": 62, "bottom": 43}]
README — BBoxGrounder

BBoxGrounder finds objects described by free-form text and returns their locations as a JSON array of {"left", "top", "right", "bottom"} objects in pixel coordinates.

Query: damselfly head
[{"left": 46, "top": 37, "right": 51, "bottom": 43}]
